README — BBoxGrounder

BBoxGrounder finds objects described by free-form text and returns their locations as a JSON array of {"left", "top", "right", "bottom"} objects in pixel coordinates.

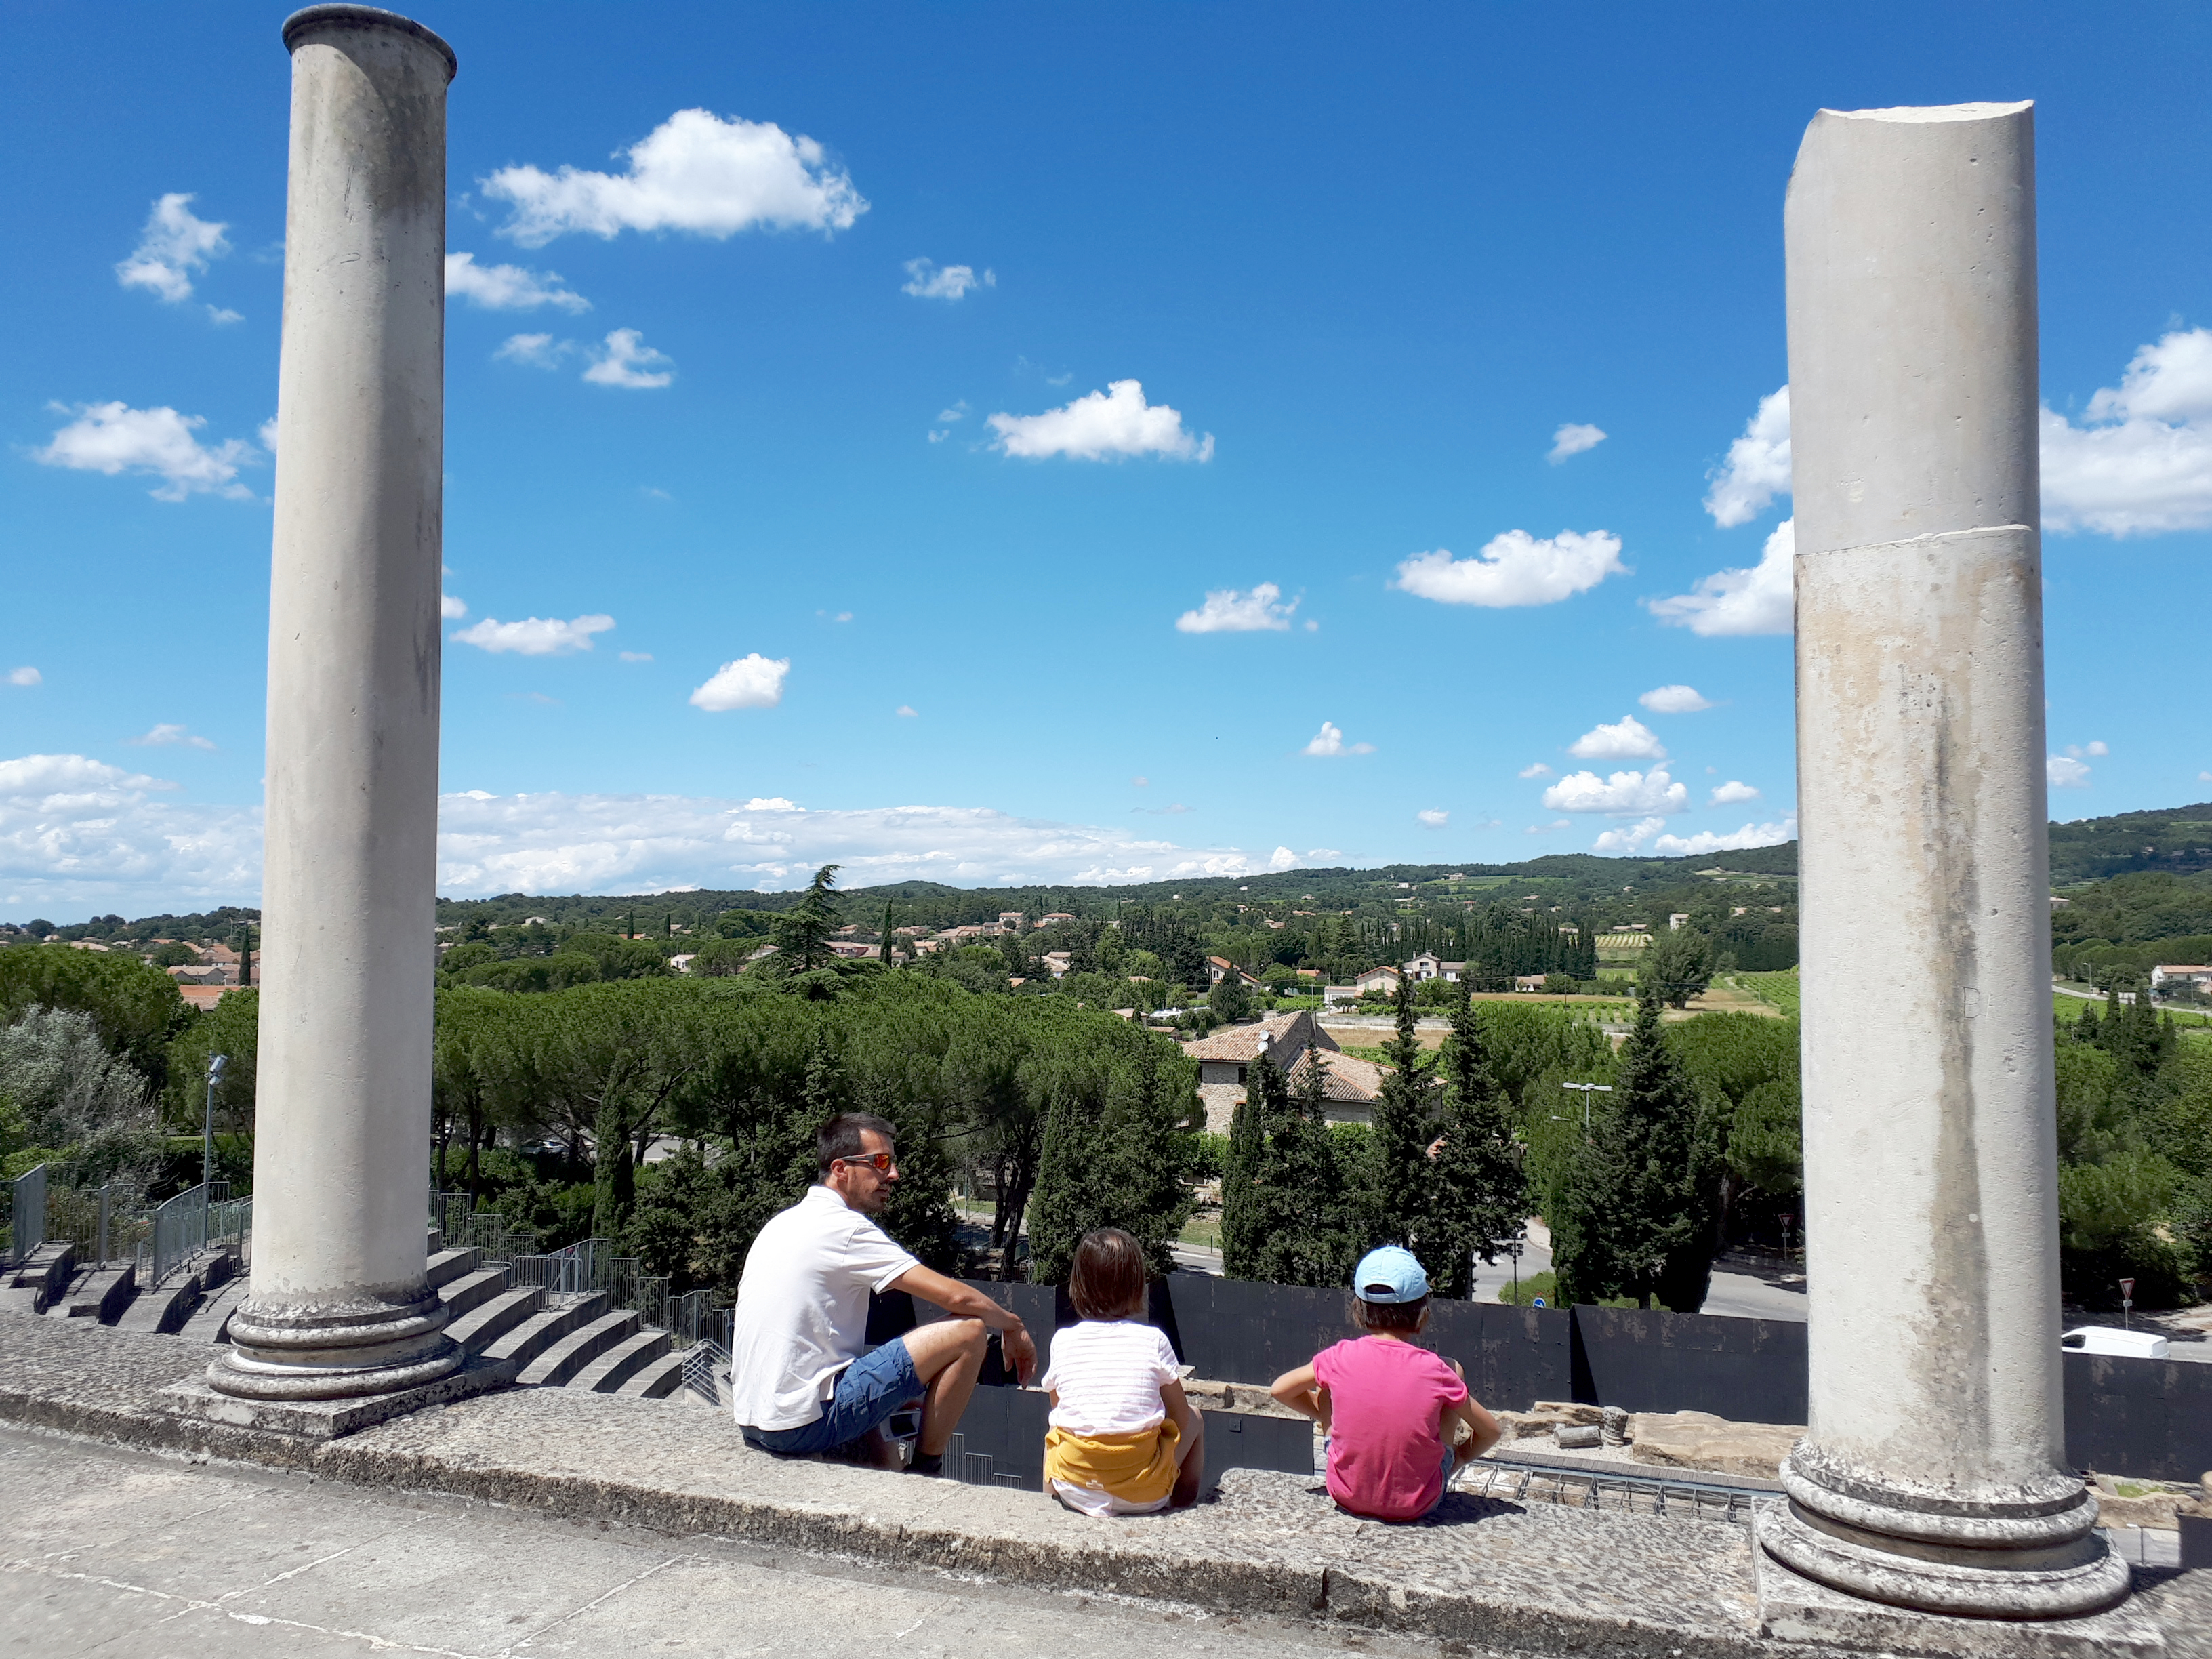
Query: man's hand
[
  {"left": 889, "top": 1263, "right": 1036, "bottom": 1382},
  {"left": 999, "top": 1323, "right": 1038, "bottom": 1385}
]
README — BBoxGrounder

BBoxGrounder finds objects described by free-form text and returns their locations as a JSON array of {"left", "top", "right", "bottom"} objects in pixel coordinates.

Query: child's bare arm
[
  {"left": 1444, "top": 1395, "right": 1502, "bottom": 1464},
  {"left": 1269, "top": 1363, "right": 1326, "bottom": 1424}
]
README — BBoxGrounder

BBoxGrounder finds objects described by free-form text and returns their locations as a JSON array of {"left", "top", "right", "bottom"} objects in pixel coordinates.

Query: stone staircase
[{"left": 3, "top": 1227, "right": 695, "bottom": 1405}]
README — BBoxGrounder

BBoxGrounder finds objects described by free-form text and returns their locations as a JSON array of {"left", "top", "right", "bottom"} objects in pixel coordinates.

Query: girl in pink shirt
[{"left": 1269, "top": 1246, "right": 1502, "bottom": 1522}]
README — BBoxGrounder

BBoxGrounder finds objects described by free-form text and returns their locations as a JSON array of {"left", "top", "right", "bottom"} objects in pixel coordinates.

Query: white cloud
[
  {"left": 690, "top": 654, "right": 790, "bottom": 712},
  {"left": 1303, "top": 721, "right": 1374, "bottom": 757},
  {"left": 1639, "top": 684, "right": 1714, "bottom": 714},
  {"left": 1650, "top": 518, "right": 1796, "bottom": 636},
  {"left": 620, "top": 651, "right": 654, "bottom": 663},
  {"left": 1132, "top": 776, "right": 1149, "bottom": 787},
  {"left": 582, "top": 329, "right": 675, "bottom": 389},
  {"left": 1524, "top": 819, "right": 1572, "bottom": 835},
  {"left": 1704, "top": 386, "right": 1791, "bottom": 527},
  {"left": 6, "top": 669, "right": 40, "bottom": 688},
  {"left": 33, "top": 402, "right": 258, "bottom": 502},
  {"left": 483, "top": 109, "right": 866, "bottom": 246},
  {"left": 1593, "top": 816, "right": 1666, "bottom": 854},
  {"left": 441, "top": 595, "right": 468, "bottom": 620},
  {"left": 1542, "top": 767, "right": 1688, "bottom": 815},
  {"left": 1518, "top": 762, "right": 1553, "bottom": 779},
  {"left": 452, "top": 614, "right": 615, "bottom": 655},
  {"left": 2062, "top": 741, "right": 2109, "bottom": 760},
  {"left": 2048, "top": 754, "right": 2092, "bottom": 788},
  {"left": 258, "top": 417, "right": 279, "bottom": 455},
  {"left": 496, "top": 333, "right": 573, "bottom": 368},
  {"left": 987, "top": 380, "right": 1213, "bottom": 462},
  {"left": 902, "top": 258, "right": 994, "bottom": 300},
  {"left": 0, "top": 753, "right": 260, "bottom": 914},
  {"left": 1547, "top": 422, "right": 1607, "bottom": 464},
  {"left": 115, "top": 194, "right": 230, "bottom": 304},
  {"left": 2042, "top": 329, "right": 2212, "bottom": 535},
  {"left": 1570, "top": 715, "right": 1666, "bottom": 762},
  {"left": 205, "top": 306, "right": 242, "bottom": 326},
  {"left": 895, "top": 704, "right": 918, "bottom": 718},
  {"left": 1174, "top": 582, "right": 1297, "bottom": 634},
  {"left": 1647, "top": 817, "right": 1797, "bottom": 857},
  {"left": 1709, "top": 780, "right": 1761, "bottom": 806},
  {"left": 1416, "top": 809, "right": 1449, "bottom": 829},
  {"left": 127, "top": 724, "right": 215, "bottom": 751},
  {"left": 1392, "top": 530, "right": 1626, "bottom": 608},
  {"left": 445, "top": 251, "right": 590, "bottom": 312}
]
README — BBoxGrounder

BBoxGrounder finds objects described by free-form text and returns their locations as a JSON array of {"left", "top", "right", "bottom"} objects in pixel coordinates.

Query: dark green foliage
[
  {"left": 1729, "top": 1079, "right": 1802, "bottom": 1197},
  {"left": 1423, "top": 978, "right": 1530, "bottom": 1297},
  {"left": 772, "top": 864, "right": 843, "bottom": 972},
  {"left": 1550, "top": 995, "right": 1721, "bottom": 1311},
  {"left": 1207, "top": 972, "right": 1252, "bottom": 1023},
  {"left": 1026, "top": 1029, "right": 1200, "bottom": 1283},
  {"left": 0, "top": 943, "right": 192, "bottom": 1093},
  {"left": 592, "top": 1097, "right": 635, "bottom": 1240},
  {"left": 1219, "top": 1048, "right": 1359, "bottom": 1287},
  {"left": 1637, "top": 928, "right": 1715, "bottom": 1008},
  {"left": 1365, "top": 973, "right": 1439, "bottom": 1262}
]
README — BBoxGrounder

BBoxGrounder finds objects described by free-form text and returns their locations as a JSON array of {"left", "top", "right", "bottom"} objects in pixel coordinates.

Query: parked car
[{"left": 2060, "top": 1326, "right": 2169, "bottom": 1359}]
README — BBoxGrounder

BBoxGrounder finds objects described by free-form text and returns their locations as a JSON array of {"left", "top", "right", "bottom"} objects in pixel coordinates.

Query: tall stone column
[
  {"left": 1757, "top": 102, "right": 2130, "bottom": 1622},
  {"left": 209, "top": 7, "right": 462, "bottom": 1405}
]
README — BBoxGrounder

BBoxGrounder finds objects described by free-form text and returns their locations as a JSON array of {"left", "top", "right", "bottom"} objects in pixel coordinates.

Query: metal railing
[
  {"left": 142, "top": 1180, "right": 234, "bottom": 1289},
  {"left": 430, "top": 1190, "right": 541, "bottom": 1266},
  {"left": 43, "top": 1177, "right": 152, "bottom": 1271},
  {"left": 7, "top": 1164, "right": 47, "bottom": 1265}
]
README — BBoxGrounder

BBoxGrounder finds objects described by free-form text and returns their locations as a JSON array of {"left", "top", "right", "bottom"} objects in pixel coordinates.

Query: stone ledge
[{"left": 0, "top": 1315, "right": 2203, "bottom": 1659}]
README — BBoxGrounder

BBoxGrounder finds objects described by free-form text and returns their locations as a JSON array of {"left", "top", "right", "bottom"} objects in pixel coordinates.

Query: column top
[
  {"left": 1816, "top": 100, "right": 2031, "bottom": 125},
  {"left": 283, "top": 5, "right": 456, "bottom": 81}
]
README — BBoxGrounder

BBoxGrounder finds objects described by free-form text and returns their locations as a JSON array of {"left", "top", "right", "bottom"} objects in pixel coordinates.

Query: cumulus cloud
[
  {"left": 1649, "top": 817, "right": 1797, "bottom": 857},
  {"left": 2042, "top": 329, "right": 2212, "bottom": 535},
  {"left": 127, "top": 724, "right": 215, "bottom": 751},
  {"left": 2061, "top": 741, "right": 2109, "bottom": 760},
  {"left": 1392, "top": 530, "right": 1626, "bottom": 608},
  {"left": 1303, "top": 721, "right": 1374, "bottom": 757},
  {"left": 452, "top": 614, "right": 616, "bottom": 655},
  {"left": 495, "top": 333, "right": 573, "bottom": 369},
  {"left": 1639, "top": 684, "right": 1714, "bottom": 714},
  {"left": 0, "top": 753, "right": 260, "bottom": 914},
  {"left": 33, "top": 402, "right": 258, "bottom": 502},
  {"left": 445, "top": 252, "right": 590, "bottom": 312},
  {"left": 902, "top": 258, "right": 993, "bottom": 300},
  {"left": 1593, "top": 816, "right": 1666, "bottom": 854},
  {"left": 1705, "top": 386, "right": 1792, "bottom": 527},
  {"left": 895, "top": 704, "right": 918, "bottom": 717},
  {"left": 1570, "top": 715, "right": 1666, "bottom": 762},
  {"left": 115, "top": 194, "right": 230, "bottom": 303},
  {"left": 258, "top": 417, "right": 279, "bottom": 455},
  {"left": 1547, "top": 422, "right": 1607, "bottom": 464},
  {"left": 987, "top": 380, "right": 1212, "bottom": 462},
  {"left": 441, "top": 595, "right": 469, "bottom": 619},
  {"left": 7, "top": 669, "right": 41, "bottom": 688},
  {"left": 1709, "top": 780, "right": 1760, "bottom": 806},
  {"left": 690, "top": 654, "right": 790, "bottom": 712},
  {"left": 482, "top": 109, "right": 867, "bottom": 245},
  {"left": 583, "top": 329, "right": 675, "bottom": 388},
  {"left": 1649, "top": 518, "right": 1796, "bottom": 636},
  {"left": 1174, "top": 582, "right": 1298, "bottom": 633},
  {"left": 1416, "top": 809, "right": 1449, "bottom": 829},
  {"left": 1518, "top": 762, "right": 1553, "bottom": 779},
  {"left": 2048, "top": 754, "right": 2092, "bottom": 788},
  {"left": 1542, "top": 767, "right": 1688, "bottom": 815}
]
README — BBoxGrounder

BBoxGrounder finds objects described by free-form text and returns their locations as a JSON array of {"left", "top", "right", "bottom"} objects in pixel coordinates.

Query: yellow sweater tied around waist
[{"left": 1043, "top": 1417, "right": 1181, "bottom": 1508}]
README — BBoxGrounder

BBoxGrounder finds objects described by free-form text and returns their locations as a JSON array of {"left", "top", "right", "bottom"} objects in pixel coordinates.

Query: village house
[
  {"left": 998, "top": 911, "right": 1025, "bottom": 928},
  {"left": 1041, "top": 951, "right": 1072, "bottom": 977},
  {"left": 1178, "top": 1010, "right": 1389, "bottom": 1131},
  {"left": 1401, "top": 952, "right": 1467, "bottom": 983},
  {"left": 1205, "top": 954, "right": 1259, "bottom": 987},
  {"left": 1353, "top": 963, "right": 1401, "bottom": 996},
  {"left": 2151, "top": 964, "right": 2212, "bottom": 993},
  {"left": 1036, "top": 912, "right": 1076, "bottom": 927}
]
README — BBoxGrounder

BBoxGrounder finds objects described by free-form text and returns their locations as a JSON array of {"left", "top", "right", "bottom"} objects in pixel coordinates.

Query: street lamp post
[
  {"left": 1559, "top": 1080, "right": 1612, "bottom": 1135},
  {"left": 203, "top": 1054, "right": 227, "bottom": 1188}
]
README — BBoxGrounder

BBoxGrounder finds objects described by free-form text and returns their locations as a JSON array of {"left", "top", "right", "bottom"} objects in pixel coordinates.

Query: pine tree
[
  {"left": 1366, "top": 971, "right": 1438, "bottom": 1254},
  {"left": 1550, "top": 993, "right": 1719, "bottom": 1311},
  {"left": 1422, "top": 976, "right": 1529, "bottom": 1297},
  {"left": 1026, "top": 1029, "right": 1198, "bottom": 1282},
  {"left": 773, "top": 865, "right": 842, "bottom": 971}
]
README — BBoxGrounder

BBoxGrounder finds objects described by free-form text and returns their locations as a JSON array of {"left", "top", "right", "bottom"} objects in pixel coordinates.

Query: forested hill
[{"left": 2050, "top": 801, "right": 2212, "bottom": 885}]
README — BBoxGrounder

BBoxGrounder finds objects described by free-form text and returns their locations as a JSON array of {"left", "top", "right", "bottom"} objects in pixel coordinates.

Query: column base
[
  {"left": 209, "top": 1287, "right": 462, "bottom": 1401},
  {"left": 1755, "top": 1502, "right": 2154, "bottom": 1656},
  {"left": 159, "top": 1352, "right": 515, "bottom": 1441}
]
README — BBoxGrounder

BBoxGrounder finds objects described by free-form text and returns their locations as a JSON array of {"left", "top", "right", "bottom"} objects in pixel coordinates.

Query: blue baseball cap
[{"left": 1353, "top": 1245, "right": 1429, "bottom": 1304}]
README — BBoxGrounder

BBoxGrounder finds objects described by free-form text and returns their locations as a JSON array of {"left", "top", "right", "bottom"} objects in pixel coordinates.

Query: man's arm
[{"left": 888, "top": 1263, "right": 1038, "bottom": 1382}]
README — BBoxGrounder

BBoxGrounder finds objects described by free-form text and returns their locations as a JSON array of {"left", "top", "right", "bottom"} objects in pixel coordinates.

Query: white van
[{"left": 2061, "top": 1326, "right": 2170, "bottom": 1359}]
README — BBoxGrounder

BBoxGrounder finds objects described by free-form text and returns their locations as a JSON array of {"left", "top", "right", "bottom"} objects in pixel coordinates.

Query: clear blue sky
[{"left": 5, "top": 2, "right": 2209, "bottom": 917}]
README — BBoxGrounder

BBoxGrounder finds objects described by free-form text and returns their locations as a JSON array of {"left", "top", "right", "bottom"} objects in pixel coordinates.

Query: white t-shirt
[
  {"left": 1040, "top": 1319, "right": 1179, "bottom": 1436},
  {"left": 729, "top": 1185, "right": 922, "bottom": 1431}
]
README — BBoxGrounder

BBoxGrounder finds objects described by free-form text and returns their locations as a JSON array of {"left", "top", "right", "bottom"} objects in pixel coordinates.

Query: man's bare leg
[{"left": 899, "top": 1317, "right": 988, "bottom": 1460}]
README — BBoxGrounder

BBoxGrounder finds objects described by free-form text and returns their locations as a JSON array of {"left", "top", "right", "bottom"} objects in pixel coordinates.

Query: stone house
[{"left": 1180, "top": 1010, "right": 1388, "bottom": 1131}]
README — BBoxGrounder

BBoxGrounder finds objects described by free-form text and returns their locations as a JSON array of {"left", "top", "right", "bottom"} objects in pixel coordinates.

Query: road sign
[
  {"left": 1530, "top": 1296, "right": 1547, "bottom": 1309},
  {"left": 2119, "top": 1278, "right": 2135, "bottom": 1296}
]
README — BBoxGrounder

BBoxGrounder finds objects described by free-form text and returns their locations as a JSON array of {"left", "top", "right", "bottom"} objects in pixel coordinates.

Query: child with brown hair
[
  {"left": 1039, "top": 1228, "right": 1205, "bottom": 1515},
  {"left": 1269, "top": 1245, "right": 1501, "bottom": 1522}
]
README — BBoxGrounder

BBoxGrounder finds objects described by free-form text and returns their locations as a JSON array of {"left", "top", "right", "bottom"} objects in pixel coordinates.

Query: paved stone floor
[{"left": 0, "top": 1427, "right": 1515, "bottom": 1659}]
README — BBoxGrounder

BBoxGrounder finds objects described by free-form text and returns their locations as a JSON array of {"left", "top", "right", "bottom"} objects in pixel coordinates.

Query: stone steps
[
  {"left": 52, "top": 1263, "right": 138, "bottom": 1324},
  {"left": 518, "top": 1308, "right": 640, "bottom": 1387},
  {"left": 175, "top": 1273, "right": 251, "bottom": 1343},
  {"left": 4, "top": 1243, "right": 77, "bottom": 1314},
  {"left": 425, "top": 1246, "right": 480, "bottom": 1289},
  {"left": 446, "top": 1284, "right": 546, "bottom": 1355},
  {"left": 569, "top": 1326, "right": 670, "bottom": 1394},
  {"left": 437, "top": 1266, "right": 512, "bottom": 1319},
  {"left": 617, "top": 1347, "right": 691, "bottom": 1400},
  {"left": 482, "top": 1292, "right": 611, "bottom": 1374}
]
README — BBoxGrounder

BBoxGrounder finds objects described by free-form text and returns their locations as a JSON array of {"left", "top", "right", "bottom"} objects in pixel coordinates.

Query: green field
[{"left": 1733, "top": 969, "right": 1800, "bottom": 1016}]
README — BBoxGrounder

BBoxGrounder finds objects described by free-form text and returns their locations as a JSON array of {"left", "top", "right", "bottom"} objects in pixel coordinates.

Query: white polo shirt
[{"left": 729, "top": 1184, "right": 921, "bottom": 1431}]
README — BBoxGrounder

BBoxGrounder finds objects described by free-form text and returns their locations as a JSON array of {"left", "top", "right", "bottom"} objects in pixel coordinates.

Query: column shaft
[
  {"left": 212, "top": 5, "right": 460, "bottom": 1402},
  {"left": 1761, "top": 101, "right": 2128, "bottom": 1618}
]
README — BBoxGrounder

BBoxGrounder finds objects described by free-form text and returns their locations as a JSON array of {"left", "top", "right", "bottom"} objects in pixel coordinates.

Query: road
[{"left": 0, "top": 1427, "right": 1510, "bottom": 1659}]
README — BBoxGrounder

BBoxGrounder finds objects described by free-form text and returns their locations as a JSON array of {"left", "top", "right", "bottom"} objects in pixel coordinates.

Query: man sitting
[{"left": 730, "top": 1111, "right": 1037, "bottom": 1475}]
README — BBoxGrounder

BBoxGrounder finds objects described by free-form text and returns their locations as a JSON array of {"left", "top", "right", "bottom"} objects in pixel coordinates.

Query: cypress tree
[
  {"left": 1422, "top": 976, "right": 1530, "bottom": 1298},
  {"left": 1219, "top": 1048, "right": 1281, "bottom": 1279},
  {"left": 1366, "top": 971, "right": 1438, "bottom": 1252},
  {"left": 1026, "top": 1029, "right": 1199, "bottom": 1283},
  {"left": 591, "top": 1097, "right": 636, "bottom": 1241},
  {"left": 1550, "top": 992, "right": 1719, "bottom": 1311}
]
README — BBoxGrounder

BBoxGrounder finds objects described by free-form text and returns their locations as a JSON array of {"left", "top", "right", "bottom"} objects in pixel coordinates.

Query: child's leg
[{"left": 1164, "top": 1390, "right": 1205, "bottom": 1508}]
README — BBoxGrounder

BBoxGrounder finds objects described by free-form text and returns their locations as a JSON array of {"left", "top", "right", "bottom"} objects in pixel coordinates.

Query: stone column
[
  {"left": 1759, "top": 102, "right": 2130, "bottom": 1620},
  {"left": 209, "top": 7, "right": 462, "bottom": 1405}
]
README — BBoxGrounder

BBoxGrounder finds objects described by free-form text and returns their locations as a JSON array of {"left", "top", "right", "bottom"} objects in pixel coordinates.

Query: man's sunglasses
[{"left": 836, "top": 1151, "right": 897, "bottom": 1174}]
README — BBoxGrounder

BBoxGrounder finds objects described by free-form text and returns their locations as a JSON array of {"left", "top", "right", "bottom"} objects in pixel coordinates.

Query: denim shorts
[{"left": 742, "top": 1338, "right": 923, "bottom": 1458}]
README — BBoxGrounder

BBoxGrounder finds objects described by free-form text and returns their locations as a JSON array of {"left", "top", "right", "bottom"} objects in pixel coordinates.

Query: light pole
[
  {"left": 203, "top": 1054, "right": 227, "bottom": 1188},
  {"left": 1559, "top": 1080, "right": 1612, "bottom": 1135}
]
